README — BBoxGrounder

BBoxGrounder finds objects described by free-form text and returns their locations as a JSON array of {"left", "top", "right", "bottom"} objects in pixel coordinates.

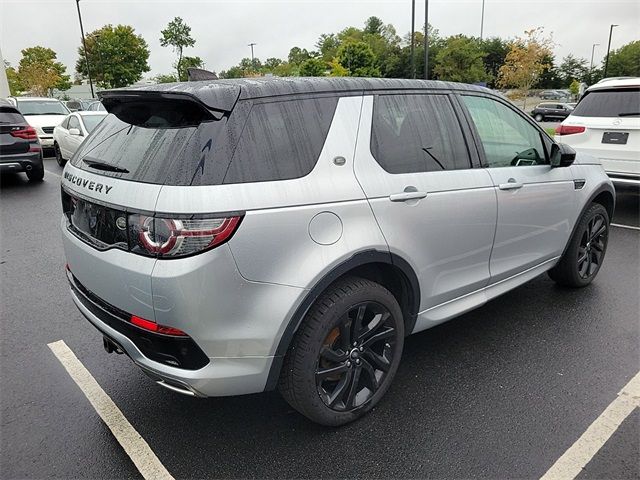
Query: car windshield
[
  {"left": 81, "top": 114, "right": 107, "bottom": 133},
  {"left": 16, "top": 100, "right": 69, "bottom": 116}
]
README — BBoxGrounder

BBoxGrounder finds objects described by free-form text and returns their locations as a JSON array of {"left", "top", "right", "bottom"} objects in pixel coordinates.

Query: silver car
[{"left": 61, "top": 78, "right": 615, "bottom": 426}]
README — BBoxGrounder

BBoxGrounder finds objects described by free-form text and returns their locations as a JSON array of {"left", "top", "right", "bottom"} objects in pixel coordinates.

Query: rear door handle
[
  {"left": 389, "top": 191, "right": 427, "bottom": 202},
  {"left": 498, "top": 179, "right": 523, "bottom": 190}
]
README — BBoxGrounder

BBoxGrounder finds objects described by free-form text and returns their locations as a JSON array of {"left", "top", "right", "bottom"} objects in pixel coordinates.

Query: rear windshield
[
  {"left": 71, "top": 96, "right": 338, "bottom": 186},
  {"left": 16, "top": 100, "right": 69, "bottom": 116},
  {"left": 0, "top": 107, "right": 25, "bottom": 124},
  {"left": 573, "top": 88, "right": 640, "bottom": 117}
]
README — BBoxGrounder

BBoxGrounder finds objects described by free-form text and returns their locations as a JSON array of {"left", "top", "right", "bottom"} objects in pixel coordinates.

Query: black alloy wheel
[
  {"left": 316, "top": 301, "right": 399, "bottom": 412},
  {"left": 577, "top": 213, "right": 608, "bottom": 279}
]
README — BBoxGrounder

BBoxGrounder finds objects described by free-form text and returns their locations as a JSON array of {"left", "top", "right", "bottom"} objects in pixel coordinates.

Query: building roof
[{"left": 100, "top": 77, "right": 490, "bottom": 112}]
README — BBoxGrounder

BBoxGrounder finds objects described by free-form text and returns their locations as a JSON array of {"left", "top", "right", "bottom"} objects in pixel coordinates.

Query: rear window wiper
[
  {"left": 82, "top": 157, "right": 130, "bottom": 173},
  {"left": 618, "top": 112, "right": 640, "bottom": 117}
]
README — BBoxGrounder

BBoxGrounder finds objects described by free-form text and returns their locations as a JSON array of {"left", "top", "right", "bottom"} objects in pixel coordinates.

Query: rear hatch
[
  {"left": 61, "top": 85, "right": 241, "bottom": 319},
  {"left": 557, "top": 87, "right": 640, "bottom": 176},
  {"left": 0, "top": 106, "right": 32, "bottom": 156}
]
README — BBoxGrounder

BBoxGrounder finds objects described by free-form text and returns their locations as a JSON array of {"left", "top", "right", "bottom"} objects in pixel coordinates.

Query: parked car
[
  {"left": 53, "top": 111, "right": 108, "bottom": 166},
  {"left": 0, "top": 99, "right": 44, "bottom": 182},
  {"left": 540, "top": 90, "right": 566, "bottom": 100},
  {"left": 85, "top": 101, "right": 106, "bottom": 111},
  {"left": 531, "top": 102, "right": 574, "bottom": 121},
  {"left": 556, "top": 77, "right": 639, "bottom": 186},
  {"left": 61, "top": 78, "right": 614, "bottom": 426},
  {"left": 10, "top": 97, "right": 70, "bottom": 150}
]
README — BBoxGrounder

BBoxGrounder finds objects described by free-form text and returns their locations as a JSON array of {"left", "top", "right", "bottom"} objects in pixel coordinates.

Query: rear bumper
[
  {"left": 68, "top": 270, "right": 276, "bottom": 397},
  {"left": 0, "top": 152, "right": 42, "bottom": 173}
]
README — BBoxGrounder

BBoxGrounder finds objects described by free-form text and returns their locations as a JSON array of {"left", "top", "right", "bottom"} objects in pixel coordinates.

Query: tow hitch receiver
[{"left": 103, "top": 336, "right": 124, "bottom": 354}]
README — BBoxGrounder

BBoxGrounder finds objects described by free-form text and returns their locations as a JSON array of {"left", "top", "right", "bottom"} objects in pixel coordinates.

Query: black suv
[
  {"left": 530, "top": 102, "right": 574, "bottom": 122},
  {"left": 0, "top": 100, "right": 44, "bottom": 182}
]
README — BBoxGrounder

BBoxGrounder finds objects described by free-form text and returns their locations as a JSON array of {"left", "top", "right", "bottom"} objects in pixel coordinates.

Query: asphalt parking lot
[{"left": 1, "top": 155, "right": 638, "bottom": 479}]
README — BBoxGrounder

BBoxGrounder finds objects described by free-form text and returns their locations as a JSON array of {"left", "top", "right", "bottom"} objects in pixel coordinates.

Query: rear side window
[
  {"left": 573, "top": 88, "right": 640, "bottom": 117},
  {"left": 222, "top": 97, "right": 338, "bottom": 184},
  {"left": 371, "top": 94, "right": 471, "bottom": 174}
]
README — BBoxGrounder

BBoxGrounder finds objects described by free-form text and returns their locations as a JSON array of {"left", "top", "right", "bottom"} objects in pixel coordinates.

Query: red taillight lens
[
  {"left": 10, "top": 126, "right": 38, "bottom": 140},
  {"left": 130, "top": 215, "right": 242, "bottom": 258},
  {"left": 556, "top": 125, "right": 586, "bottom": 135},
  {"left": 130, "top": 315, "right": 188, "bottom": 337}
]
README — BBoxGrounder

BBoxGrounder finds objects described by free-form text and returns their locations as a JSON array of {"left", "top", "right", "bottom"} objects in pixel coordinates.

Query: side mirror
[
  {"left": 69, "top": 128, "right": 82, "bottom": 137},
  {"left": 550, "top": 142, "right": 576, "bottom": 168}
]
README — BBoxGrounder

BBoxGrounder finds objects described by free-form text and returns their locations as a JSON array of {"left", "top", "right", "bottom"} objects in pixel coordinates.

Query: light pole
[
  {"left": 603, "top": 24, "right": 618, "bottom": 79},
  {"left": 248, "top": 43, "right": 257, "bottom": 70},
  {"left": 480, "top": 0, "right": 486, "bottom": 40},
  {"left": 410, "top": 0, "right": 416, "bottom": 79},
  {"left": 589, "top": 43, "right": 599, "bottom": 83},
  {"left": 424, "top": 0, "right": 429, "bottom": 79},
  {"left": 75, "top": 0, "right": 95, "bottom": 98}
]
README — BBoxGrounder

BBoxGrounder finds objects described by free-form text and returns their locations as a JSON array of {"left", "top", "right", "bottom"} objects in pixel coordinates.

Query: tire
[
  {"left": 54, "top": 143, "right": 66, "bottom": 167},
  {"left": 279, "top": 276, "right": 404, "bottom": 426},
  {"left": 534, "top": 114, "right": 544, "bottom": 122},
  {"left": 26, "top": 160, "right": 44, "bottom": 182},
  {"left": 548, "top": 203, "right": 610, "bottom": 287}
]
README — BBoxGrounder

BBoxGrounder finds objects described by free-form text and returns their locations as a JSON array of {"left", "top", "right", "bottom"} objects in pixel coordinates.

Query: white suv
[{"left": 556, "top": 77, "right": 640, "bottom": 186}]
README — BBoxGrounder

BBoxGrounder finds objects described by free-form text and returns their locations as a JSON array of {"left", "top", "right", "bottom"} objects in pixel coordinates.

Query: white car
[
  {"left": 10, "top": 97, "right": 70, "bottom": 149},
  {"left": 556, "top": 77, "right": 639, "bottom": 186},
  {"left": 53, "top": 111, "right": 107, "bottom": 166}
]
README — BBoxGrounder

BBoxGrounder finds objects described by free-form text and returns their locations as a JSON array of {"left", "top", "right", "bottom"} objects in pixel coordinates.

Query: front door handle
[
  {"left": 389, "top": 191, "right": 428, "bottom": 202},
  {"left": 499, "top": 178, "right": 523, "bottom": 190}
]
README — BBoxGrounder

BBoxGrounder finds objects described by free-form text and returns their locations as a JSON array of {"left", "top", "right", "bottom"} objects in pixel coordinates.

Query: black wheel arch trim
[
  {"left": 264, "top": 249, "right": 420, "bottom": 391},
  {"left": 561, "top": 183, "right": 615, "bottom": 258}
]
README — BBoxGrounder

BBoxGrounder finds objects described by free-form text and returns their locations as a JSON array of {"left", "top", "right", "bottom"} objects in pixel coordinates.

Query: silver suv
[{"left": 61, "top": 78, "right": 614, "bottom": 426}]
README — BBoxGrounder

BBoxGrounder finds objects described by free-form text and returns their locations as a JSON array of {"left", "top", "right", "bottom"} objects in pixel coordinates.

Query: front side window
[
  {"left": 371, "top": 94, "right": 471, "bottom": 174},
  {"left": 462, "top": 95, "right": 547, "bottom": 168}
]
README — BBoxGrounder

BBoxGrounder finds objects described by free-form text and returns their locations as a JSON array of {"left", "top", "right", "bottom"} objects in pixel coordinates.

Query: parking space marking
[
  {"left": 48, "top": 340, "right": 174, "bottom": 480},
  {"left": 540, "top": 371, "right": 640, "bottom": 480},
  {"left": 44, "top": 169, "right": 61, "bottom": 179},
  {"left": 611, "top": 223, "right": 640, "bottom": 231}
]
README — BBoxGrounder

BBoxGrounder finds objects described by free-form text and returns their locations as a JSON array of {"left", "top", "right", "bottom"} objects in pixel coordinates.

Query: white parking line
[
  {"left": 48, "top": 340, "right": 174, "bottom": 480},
  {"left": 540, "top": 371, "right": 640, "bottom": 480},
  {"left": 611, "top": 223, "right": 640, "bottom": 231}
]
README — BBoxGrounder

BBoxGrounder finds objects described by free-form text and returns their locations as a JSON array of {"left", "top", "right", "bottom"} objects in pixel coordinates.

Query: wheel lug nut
[
  {"left": 356, "top": 359, "right": 361, "bottom": 365},
  {"left": 353, "top": 342, "right": 357, "bottom": 347},
  {"left": 359, "top": 346, "right": 364, "bottom": 352},
  {"left": 346, "top": 361, "right": 351, "bottom": 367}
]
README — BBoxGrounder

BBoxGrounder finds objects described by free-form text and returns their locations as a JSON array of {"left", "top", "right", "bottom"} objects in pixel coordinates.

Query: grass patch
[{"left": 545, "top": 127, "right": 556, "bottom": 137}]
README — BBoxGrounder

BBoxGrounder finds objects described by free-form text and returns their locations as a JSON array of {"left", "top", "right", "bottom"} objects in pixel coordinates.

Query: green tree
[
  {"left": 558, "top": 54, "right": 589, "bottom": 85},
  {"left": 316, "top": 34, "right": 340, "bottom": 62},
  {"left": 77, "top": 25, "right": 150, "bottom": 88},
  {"left": 18, "top": 46, "right": 70, "bottom": 96},
  {"left": 337, "top": 41, "right": 379, "bottom": 76},
  {"left": 4, "top": 61, "right": 24, "bottom": 95},
  {"left": 604, "top": 40, "right": 640, "bottom": 77},
  {"left": 433, "top": 35, "right": 488, "bottom": 83},
  {"left": 160, "top": 17, "right": 196, "bottom": 81},
  {"left": 178, "top": 56, "right": 204, "bottom": 81},
  {"left": 300, "top": 58, "right": 326, "bottom": 76},
  {"left": 288, "top": 47, "right": 315, "bottom": 65},
  {"left": 364, "top": 16, "right": 384, "bottom": 35},
  {"left": 534, "top": 53, "right": 563, "bottom": 88},
  {"left": 155, "top": 73, "right": 177, "bottom": 83},
  {"left": 263, "top": 57, "right": 283, "bottom": 70},
  {"left": 480, "top": 37, "right": 510, "bottom": 87}
]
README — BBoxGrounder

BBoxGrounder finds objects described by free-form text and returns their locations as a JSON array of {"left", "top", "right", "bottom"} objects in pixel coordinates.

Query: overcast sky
[{"left": 1, "top": 0, "right": 639, "bottom": 78}]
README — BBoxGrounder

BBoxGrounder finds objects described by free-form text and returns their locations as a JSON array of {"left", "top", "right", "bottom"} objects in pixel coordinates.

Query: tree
[
  {"left": 155, "top": 73, "right": 177, "bottom": 83},
  {"left": 178, "top": 56, "right": 204, "bottom": 81},
  {"left": 288, "top": 47, "right": 315, "bottom": 65},
  {"left": 603, "top": 41, "right": 640, "bottom": 77},
  {"left": 160, "top": 17, "right": 196, "bottom": 81},
  {"left": 535, "top": 53, "right": 563, "bottom": 89},
  {"left": 433, "top": 35, "right": 487, "bottom": 83},
  {"left": 4, "top": 61, "right": 23, "bottom": 95},
  {"left": 316, "top": 34, "right": 340, "bottom": 62},
  {"left": 364, "top": 16, "right": 384, "bottom": 35},
  {"left": 76, "top": 25, "right": 150, "bottom": 88},
  {"left": 498, "top": 28, "right": 554, "bottom": 109},
  {"left": 18, "top": 46, "right": 70, "bottom": 96},
  {"left": 337, "top": 41, "right": 379, "bottom": 76},
  {"left": 558, "top": 54, "right": 589, "bottom": 85},
  {"left": 480, "top": 37, "right": 510, "bottom": 87},
  {"left": 264, "top": 57, "right": 283, "bottom": 70},
  {"left": 300, "top": 58, "right": 326, "bottom": 76}
]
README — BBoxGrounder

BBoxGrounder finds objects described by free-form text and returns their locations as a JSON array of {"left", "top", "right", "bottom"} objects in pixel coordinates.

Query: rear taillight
[
  {"left": 10, "top": 126, "right": 38, "bottom": 140},
  {"left": 556, "top": 125, "right": 586, "bottom": 135},
  {"left": 128, "top": 214, "right": 242, "bottom": 258},
  {"left": 130, "top": 315, "right": 188, "bottom": 337}
]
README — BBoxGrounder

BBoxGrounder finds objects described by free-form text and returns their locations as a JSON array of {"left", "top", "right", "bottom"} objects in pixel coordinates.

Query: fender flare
[{"left": 263, "top": 249, "right": 420, "bottom": 391}]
